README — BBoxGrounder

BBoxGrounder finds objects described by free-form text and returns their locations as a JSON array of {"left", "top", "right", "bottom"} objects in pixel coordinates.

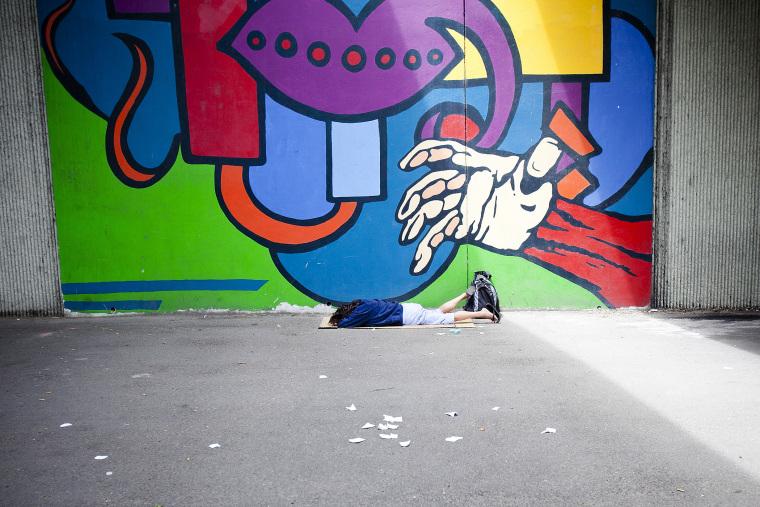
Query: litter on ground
[
  {"left": 346, "top": 404, "right": 357, "bottom": 411},
  {"left": 542, "top": 427, "right": 557, "bottom": 434},
  {"left": 209, "top": 443, "right": 220, "bottom": 448},
  {"left": 400, "top": 441, "right": 411, "bottom": 447},
  {"left": 349, "top": 438, "right": 365, "bottom": 443},
  {"left": 445, "top": 411, "right": 458, "bottom": 417},
  {"left": 445, "top": 436, "right": 463, "bottom": 442}
]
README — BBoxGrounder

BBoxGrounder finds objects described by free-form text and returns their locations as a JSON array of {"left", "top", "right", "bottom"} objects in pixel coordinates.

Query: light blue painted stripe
[
  {"left": 61, "top": 279, "right": 267, "bottom": 295},
  {"left": 331, "top": 120, "right": 381, "bottom": 198},
  {"left": 64, "top": 300, "right": 162, "bottom": 311}
]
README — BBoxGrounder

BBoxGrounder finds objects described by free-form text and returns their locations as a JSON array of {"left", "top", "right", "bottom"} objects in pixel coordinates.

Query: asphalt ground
[{"left": 1, "top": 309, "right": 759, "bottom": 506}]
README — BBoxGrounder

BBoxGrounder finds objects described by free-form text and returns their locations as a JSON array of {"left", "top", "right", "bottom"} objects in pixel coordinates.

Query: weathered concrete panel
[
  {"left": 0, "top": 0, "right": 62, "bottom": 316},
  {"left": 654, "top": 0, "right": 760, "bottom": 309}
]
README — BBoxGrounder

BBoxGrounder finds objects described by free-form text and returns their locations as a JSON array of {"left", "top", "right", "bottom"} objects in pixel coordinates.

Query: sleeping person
[{"left": 329, "top": 291, "right": 498, "bottom": 328}]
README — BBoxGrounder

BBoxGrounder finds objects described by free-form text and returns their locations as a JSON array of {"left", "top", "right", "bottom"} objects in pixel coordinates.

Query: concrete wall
[
  {"left": 5, "top": 0, "right": 756, "bottom": 316},
  {"left": 0, "top": 0, "right": 62, "bottom": 317},
  {"left": 23, "top": 0, "right": 656, "bottom": 313},
  {"left": 654, "top": 0, "right": 760, "bottom": 309}
]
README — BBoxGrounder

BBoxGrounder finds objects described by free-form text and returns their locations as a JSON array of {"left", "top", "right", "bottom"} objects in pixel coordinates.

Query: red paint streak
[
  {"left": 111, "top": 41, "right": 155, "bottom": 183},
  {"left": 43, "top": 0, "right": 75, "bottom": 76},
  {"left": 219, "top": 165, "right": 358, "bottom": 246},
  {"left": 555, "top": 200, "right": 652, "bottom": 255},
  {"left": 524, "top": 199, "right": 652, "bottom": 308}
]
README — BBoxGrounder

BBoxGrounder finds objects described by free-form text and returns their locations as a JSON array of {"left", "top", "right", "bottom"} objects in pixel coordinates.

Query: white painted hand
[{"left": 397, "top": 138, "right": 563, "bottom": 274}]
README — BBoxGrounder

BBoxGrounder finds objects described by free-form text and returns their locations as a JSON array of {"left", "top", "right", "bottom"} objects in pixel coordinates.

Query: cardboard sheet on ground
[{"left": 319, "top": 317, "right": 475, "bottom": 329}]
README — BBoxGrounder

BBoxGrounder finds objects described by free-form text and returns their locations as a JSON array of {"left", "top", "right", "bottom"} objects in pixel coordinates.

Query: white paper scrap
[
  {"left": 106, "top": 471, "right": 113, "bottom": 476},
  {"left": 377, "top": 423, "right": 388, "bottom": 431},
  {"left": 94, "top": 455, "right": 108, "bottom": 460},
  {"left": 383, "top": 415, "right": 402, "bottom": 423},
  {"left": 492, "top": 407, "right": 500, "bottom": 411},
  {"left": 541, "top": 427, "right": 557, "bottom": 434},
  {"left": 445, "top": 412, "right": 458, "bottom": 417},
  {"left": 346, "top": 404, "right": 357, "bottom": 411},
  {"left": 59, "top": 423, "right": 72, "bottom": 428},
  {"left": 379, "top": 434, "right": 393, "bottom": 439},
  {"left": 319, "top": 375, "right": 328, "bottom": 378},
  {"left": 386, "top": 424, "right": 399, "bottom": 430},
  {"left": 349, "top": 438, "right": 365, "bottom": 443},
  {"left": 361, "top": 423, "right": 375, "bottom": 429},
  {"left": 209, "top": 443, "right": 220, "bottom": 448},
  {"left": 445, "top": 436, "right": 463, "bottom": 442},
  {"left": 399, "top": 440, "right": 411, "bottom": 447}
]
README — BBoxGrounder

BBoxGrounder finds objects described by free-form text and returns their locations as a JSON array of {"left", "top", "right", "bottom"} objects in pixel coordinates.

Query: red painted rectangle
[{"left": 177, "top": 0, "right": 261, "bottom": 161}]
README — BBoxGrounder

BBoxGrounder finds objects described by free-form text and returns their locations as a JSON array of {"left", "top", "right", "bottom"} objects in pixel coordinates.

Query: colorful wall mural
[{"left": 37, "top": 0, "right": 656, "bottom": 312}]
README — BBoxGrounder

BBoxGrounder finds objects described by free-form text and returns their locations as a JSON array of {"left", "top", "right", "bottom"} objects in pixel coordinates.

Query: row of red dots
[{"left": 248, "top": 30, "right": 443, "bottom": 71}]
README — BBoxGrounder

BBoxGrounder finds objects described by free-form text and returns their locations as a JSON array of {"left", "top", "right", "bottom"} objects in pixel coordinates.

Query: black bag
[{"left": 464, "top": 271, "right": 500, "bottom": 321}]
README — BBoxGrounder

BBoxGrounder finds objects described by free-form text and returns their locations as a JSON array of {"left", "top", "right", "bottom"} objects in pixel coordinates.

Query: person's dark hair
[{"left": 329, "top": 299, "right": 360, "bottom": 326}]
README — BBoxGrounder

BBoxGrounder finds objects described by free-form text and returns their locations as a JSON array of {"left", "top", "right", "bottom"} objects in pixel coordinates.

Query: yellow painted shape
[
  {"left": 444, "top": 29, "right": 488, "bottom": 81},
  {"left": 444, "top": 0, "right": 605, "bottom": 80},
  {"left": 494, "top": 0, "right": 604, "bottom": 76}
]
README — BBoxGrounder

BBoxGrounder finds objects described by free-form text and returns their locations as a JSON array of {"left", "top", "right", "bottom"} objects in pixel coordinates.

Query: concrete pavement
[{"left": 1, "top": 309, "right": 759, "bottom": 506}]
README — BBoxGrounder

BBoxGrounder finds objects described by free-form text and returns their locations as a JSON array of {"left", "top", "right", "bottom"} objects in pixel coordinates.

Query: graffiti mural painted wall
[{"left": 37, "top": 0, "right": 655, "bottom": 312}]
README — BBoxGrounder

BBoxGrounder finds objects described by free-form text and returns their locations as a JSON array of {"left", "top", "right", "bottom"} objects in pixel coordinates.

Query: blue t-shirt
[{"left": 337, "top": 299, "right": 403, "bottom": 328}]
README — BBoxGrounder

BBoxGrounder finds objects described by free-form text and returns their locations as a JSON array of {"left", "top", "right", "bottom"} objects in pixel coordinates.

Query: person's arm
[{"left": 337, "top": 302, "right": 371, "bottom": 328}]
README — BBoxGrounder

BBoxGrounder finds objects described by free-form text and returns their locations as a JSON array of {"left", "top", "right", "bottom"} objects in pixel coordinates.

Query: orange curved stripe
[
  {"left": 43, "top": 0, "right": 74, "bottom": 76},
  {"left": 112, "top": 41, "right": 154, "bottom": 183},
  {"left": 220, "top": 165, "right": 358, "bottom": 246}
]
